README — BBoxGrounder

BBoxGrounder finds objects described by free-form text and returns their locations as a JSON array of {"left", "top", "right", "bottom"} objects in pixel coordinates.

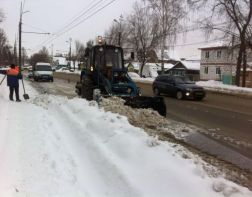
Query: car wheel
[
  {"left": 51, "top": 78, "right": 54, "bottom": 82},
  {"left": 153, "top": 87, "right": 160, "bottom": 96},
  {"left": 176, "top": 91, "right": 183, "bottom": 100}
]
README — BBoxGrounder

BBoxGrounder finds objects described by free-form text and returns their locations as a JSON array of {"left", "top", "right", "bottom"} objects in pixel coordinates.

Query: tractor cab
[{"left": 81, "top": 41, "right": 140, "bottom": 97}]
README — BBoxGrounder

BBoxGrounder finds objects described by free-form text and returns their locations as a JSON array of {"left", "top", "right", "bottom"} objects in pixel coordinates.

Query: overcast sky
[
  {"left": 1, "top": 0, "right": 221, "bottom": 59},
  {"left": 1, "top": 0, "right": 136, "bottom": 55}
]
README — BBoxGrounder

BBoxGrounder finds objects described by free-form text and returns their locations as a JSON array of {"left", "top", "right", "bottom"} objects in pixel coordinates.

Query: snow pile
[
  {"left": 100, "top": 97, "right": 192, "bottom": 140},
  {"left": 0, "top": 84, "right": 252, "bottom": 196},
  {"left": 55, "top": 69, "right": 81, "bottom": 74},
  {"left": 131, "top": 77, "right": 154, "bottom": 84},
  {"left": 128, "top": 72, "right": 140, "bottom": 78},
  {"left": 196, "top": 80, "right": 252, "bottom": 95}
]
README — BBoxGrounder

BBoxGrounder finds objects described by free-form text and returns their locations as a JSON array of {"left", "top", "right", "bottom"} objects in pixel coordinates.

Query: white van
[
  {"left": 33, "top": 62, "right": 54, "bottom": 82},
  {"left": 141, "top": 63, "right": 159, "bottom": 78}
]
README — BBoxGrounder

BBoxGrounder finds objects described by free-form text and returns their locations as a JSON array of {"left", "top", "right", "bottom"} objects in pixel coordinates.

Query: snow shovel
[
  {"left": 21, "top": 78, "right": 29, "bottom": 100},
  {"left": 0, "top": 75, "right": 6, "bottom": 85}
]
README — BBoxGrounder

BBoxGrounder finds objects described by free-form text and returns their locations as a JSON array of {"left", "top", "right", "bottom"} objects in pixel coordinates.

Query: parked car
[{"left": 153, "top": 75, "right": 206, "bottom": 100}]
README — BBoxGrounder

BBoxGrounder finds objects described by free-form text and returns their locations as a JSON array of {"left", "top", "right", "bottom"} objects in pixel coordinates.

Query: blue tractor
[{"left": 75, "top": 43, "right": 166, "bottom": 116}]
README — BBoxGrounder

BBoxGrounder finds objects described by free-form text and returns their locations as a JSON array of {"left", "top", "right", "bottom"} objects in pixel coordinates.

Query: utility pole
[
  {"left": 161, "top": 0, "right": 165, "bottom": 74},
  {"left": 18, "top": 1, "right": 49, "bottom": 69},
  {"left": 50, "top": 44, "right": 54, "bottom": 64},
  {"left": 70, "top": 38, "right": 72, "bottom": 64},
  {"left": 18, "top": 2, "right": 22, "bottom": 70},
  {"left": 66, "top": 38, "right": 72, "bottom": 69},
  {"left": 18, "top": 2, "right": 30, "bottom": 70}
]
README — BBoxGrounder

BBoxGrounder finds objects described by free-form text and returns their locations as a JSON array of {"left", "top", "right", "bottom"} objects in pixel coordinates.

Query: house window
[
  {"left": 216, "top": 67, "right": 221, "bottom": 75},
  {"left": 217, "top": 50, "right": 222, "bottom": 58},
  {"left": 204, "top": 67, "right": 208, "bottom": 74},
  {"left": 205, "top": 51, "right": 209, "bottom": 59}
]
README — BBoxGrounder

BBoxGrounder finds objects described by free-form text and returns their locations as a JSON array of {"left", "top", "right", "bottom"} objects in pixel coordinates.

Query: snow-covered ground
[
  {"left": 0, "top": 81, "right": 251, "bottom": 197},
  {"left": 196, "top": 80, "right": 252, "bottom": 95},
  {"left": 55, "top": 68, "right": 81, "bottom": 74}
]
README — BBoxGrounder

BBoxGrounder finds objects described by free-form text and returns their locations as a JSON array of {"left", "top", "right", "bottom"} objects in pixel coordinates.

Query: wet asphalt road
[{"left": 136, "top": 82, "right": 252, "bottom": 160}]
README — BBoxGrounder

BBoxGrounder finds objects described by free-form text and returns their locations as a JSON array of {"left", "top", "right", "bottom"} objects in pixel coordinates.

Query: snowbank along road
[
  {"left": 1, "top": 78, "right": 252, "bottom": 196},
  {"left": 30, "top": 78, "right": 252, "bottom": 187}
]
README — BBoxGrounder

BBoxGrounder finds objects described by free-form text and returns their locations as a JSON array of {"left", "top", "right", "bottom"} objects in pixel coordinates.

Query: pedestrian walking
[{"left": 0, "top": 64, "right": 22, "bottom": 102}]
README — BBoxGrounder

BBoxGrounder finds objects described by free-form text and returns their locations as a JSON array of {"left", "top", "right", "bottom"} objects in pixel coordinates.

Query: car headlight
[{"left": 186, "top": 88, "right": 192, "bottom": 92}]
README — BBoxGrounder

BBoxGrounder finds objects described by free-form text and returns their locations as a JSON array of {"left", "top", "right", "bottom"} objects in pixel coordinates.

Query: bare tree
[
  {"left": 0, "top": 9, "right": 5, "bottom": 23},
  {"left": 0, "top": 11, "right": 13, "bottom": 65},
  {"left": 146, "top": 0, "right": 186, "bottom": 73},
  {"left": 189, "top": 0, "right": 252, "bottom": 87},
  {"left": 0, "top": 29, "right": 13, "bottom": 65},
  {"left": 105, "top": 16, "right": 129, "bottom": 47},
  {"left": 21, "top": 47, "right": 28, "bottom": 66},
  {"left": 75, "top": 40, "right": 86, "bottom": 62},
  {"left": 29, "top": 47, "right": 50, "bottom": 66},
  {"left": 105, "top": 23, "right": 119, "bottom": 45},
  {"left": 86, "top": 40, "right": 94, "bottom": 49},
  {"left": 127, "top": 1, "right": 160, "bottom": 76}
]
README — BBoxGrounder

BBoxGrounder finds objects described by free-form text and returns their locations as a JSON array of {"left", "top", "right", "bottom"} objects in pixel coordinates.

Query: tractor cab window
[
  {"left": 94, "top": 47, "right": 122, "bottom": 68},
  {"left": 94, "top": 49, "right": 104, "bottom": 69},
  {"left": 105, "top": 48, "right": 123, "bottom": 68}
]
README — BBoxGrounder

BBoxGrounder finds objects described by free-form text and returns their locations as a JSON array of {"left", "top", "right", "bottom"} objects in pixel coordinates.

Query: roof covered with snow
[
  {"left": 181, "top": 61, "right": 200, "bottom": 71},
  {"left": 198, "top": 41, "right": 230, "bottom": 50}
]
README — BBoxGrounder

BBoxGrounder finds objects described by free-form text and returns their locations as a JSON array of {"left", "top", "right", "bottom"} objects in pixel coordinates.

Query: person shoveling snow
[{"left": 0, "top": 64, "right": 29, "bottom": 102}]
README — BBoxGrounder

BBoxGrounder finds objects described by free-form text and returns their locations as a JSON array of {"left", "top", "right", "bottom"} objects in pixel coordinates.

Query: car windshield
[
  {"left": 35, "top": 65, "right": 52, "bottom": 71},
  {"left": 174, "top": 77, "right": 194, "bottom": 84}
]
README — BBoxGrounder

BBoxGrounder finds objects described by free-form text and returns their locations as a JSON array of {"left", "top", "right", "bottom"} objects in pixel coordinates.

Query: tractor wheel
[
  {"left": 153, "top": 87, "right": 160, "bottom": 96},
  {"left": 81, "top": 76, "right": 94, "bottom": 101}
]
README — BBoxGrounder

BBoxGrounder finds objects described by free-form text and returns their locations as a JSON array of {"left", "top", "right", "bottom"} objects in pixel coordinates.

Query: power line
[
  {"left": 54, "top": 0, "right": 117, "bottom": 41},
  {"left": 56, "top": 0, "right": 105, "bottom": 36},
  {"left": 169, "top": 37, "right": 228, "bottom": 47},
  {"left": 23, "top": 23, "right": 50, "bottom": 33},
  {"left": 33, "top": 0, "right": 109, "bottom": 51},
  {"left": 33, "top": 0, "right": 104, "bottom": 51}
]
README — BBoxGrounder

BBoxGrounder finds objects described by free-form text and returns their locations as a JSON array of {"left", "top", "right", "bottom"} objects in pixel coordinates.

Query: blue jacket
[{"left": 0, "top": 69, "right": 22, "bottom": 87}]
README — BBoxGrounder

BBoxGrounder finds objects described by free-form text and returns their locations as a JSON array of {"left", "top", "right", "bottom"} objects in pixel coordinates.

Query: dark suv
[{"left": 153, "top": 75, "right": 206, "bottom": 100}]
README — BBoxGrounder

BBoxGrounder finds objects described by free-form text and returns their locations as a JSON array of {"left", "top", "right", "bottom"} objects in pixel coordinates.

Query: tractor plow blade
[{"left": 123, "top": 96, "right": 166, "bottom": 117}]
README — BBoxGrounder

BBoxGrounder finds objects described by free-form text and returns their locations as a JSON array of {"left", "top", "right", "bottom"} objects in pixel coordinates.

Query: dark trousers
[{"left": 9, "top": 86, "right": 20, "bottom": 100}]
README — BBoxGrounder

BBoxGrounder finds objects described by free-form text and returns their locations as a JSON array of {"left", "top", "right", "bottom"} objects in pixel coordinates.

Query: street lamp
[
  {"left": 66, "top": 38, "right": 72, "bottom": 69},
  {"left": 49, "top": 44, "right": 54, "bottom": 64},
  {"left": 19, "top": 2, "right": 30, "bottom": 69},
  {"left": 113, "top": 15, "right": 123, "bottom": 47}
]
